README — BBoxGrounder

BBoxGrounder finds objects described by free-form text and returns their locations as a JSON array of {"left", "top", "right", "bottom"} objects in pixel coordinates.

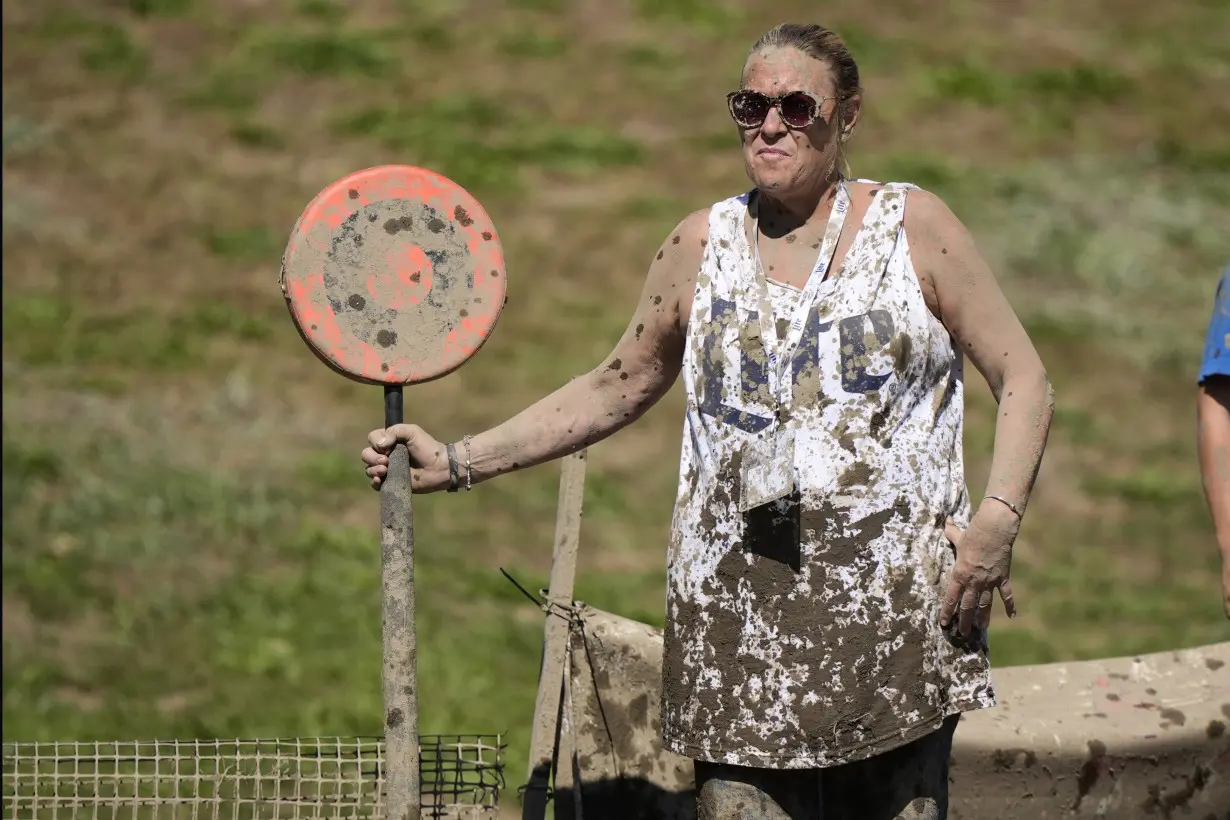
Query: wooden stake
[{"left": 521, "top": 449, "right": 588, "bottom": 820}]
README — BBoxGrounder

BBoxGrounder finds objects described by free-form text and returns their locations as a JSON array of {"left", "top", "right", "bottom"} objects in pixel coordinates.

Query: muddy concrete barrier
[
  {"left": 951, "top": 642, "right": 1229, "bottom": 818},
  {"left": 558, "top": 608, "right": 1229, "bottom": 819}
]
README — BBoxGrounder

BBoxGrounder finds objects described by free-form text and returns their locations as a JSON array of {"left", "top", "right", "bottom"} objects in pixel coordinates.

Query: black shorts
[{"left": 694, "top": 715, "right": 960, "bottom": 820}]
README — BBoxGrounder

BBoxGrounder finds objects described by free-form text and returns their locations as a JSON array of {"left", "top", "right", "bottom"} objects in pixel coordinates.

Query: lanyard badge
[{"left": 738, "top": 184, "right": 851, "bottom": 513}]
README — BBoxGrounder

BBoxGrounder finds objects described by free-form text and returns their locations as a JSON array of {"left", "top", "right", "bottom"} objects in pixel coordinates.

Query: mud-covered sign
[{"left": 281, "top": 164, "right": 507, "bottom": 386}]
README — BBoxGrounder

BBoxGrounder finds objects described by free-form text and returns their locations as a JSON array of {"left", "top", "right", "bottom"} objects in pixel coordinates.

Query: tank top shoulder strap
[
  {"left": 707, "top": 190, "right": 752, "bottom": 239},
  {"left": 845, "top": 181, "right": 911, "bottom": 257},
  {"left": 700, "top": 191, "right": 754, "bottom": 297},
  {"left": 825, "top": 181, "right": 915, "bottom": 312}
]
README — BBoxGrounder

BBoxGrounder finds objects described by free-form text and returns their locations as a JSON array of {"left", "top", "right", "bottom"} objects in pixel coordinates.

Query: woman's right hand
[{"left": 361, "top": 424, "right": 451, "bottom": 493}]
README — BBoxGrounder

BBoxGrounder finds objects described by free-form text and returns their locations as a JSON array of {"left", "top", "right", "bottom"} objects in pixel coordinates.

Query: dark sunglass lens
[
  {"left": 731, "top": 91, "right": 770, "bottom": 126},
  {"left": 779, "top": 93, "right": 818, "bottom": 127}
]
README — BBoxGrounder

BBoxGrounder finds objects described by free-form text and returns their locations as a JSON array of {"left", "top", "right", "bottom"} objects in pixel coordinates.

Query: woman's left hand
[{"left": 939, "top": 504, "right": 1021, "bottom": 636}]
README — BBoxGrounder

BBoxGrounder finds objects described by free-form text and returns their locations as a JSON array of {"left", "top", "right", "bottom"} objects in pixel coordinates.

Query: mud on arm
[
  {"left": 906, "top": 190, "right": 1055, "bottom": 521},
  {"left": 461, "top": 212, "right": 708, "bottom": 484}
]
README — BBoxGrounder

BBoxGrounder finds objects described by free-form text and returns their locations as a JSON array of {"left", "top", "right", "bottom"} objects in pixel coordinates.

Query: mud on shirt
[{"left": 660, "top": 182, "right": 996, "bottom": 769}]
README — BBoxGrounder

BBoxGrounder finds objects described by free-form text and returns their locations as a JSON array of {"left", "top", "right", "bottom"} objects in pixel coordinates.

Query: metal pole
[{"left": 381, "top": 385, "right": 420, "bottom": 820}]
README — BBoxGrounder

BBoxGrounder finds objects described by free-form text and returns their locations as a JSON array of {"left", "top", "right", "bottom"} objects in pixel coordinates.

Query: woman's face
[{"left": 736, "top": 47, "right": 853, "bottom": 199}]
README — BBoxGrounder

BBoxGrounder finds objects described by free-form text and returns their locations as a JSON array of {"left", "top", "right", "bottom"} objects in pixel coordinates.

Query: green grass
[
  {"left": 331, "top": 98, "right": 643, "bottom": 195},
  {"left": 78, "top": 23, "right": 149, "bottom": 80},
  {"left": 634, "top": 0, "right": 742, "bottom": 33},
  {"left": 202, "top": 225, "right": 282, "bottom": 261},
  {"left": 229, "top": 120, "right": 285, "bottom": 149},
  {"left": 295, "top": 0, "right": 346, "bottom": 23},
  {"left": 0, "top": 415, "right": 661, "bottom": 784},
  {"left": 1, "top": 435, "right": 535, "bottom": 741},
  {"left": 253, "top": 29, "right": 394, "bottom": 78},
  {"left": 3, "top": 0, "right": 1230, "bottom": 811},
  {"left": 2, "top": 294, "right": 273, "bottom": 370},
  {"left": 127, "top": 0, "right": 193, "bottom": 17},
  {"left": 498, "top": 31, "right": 568, "bottom": 59},
  {"left": 931, "top": 62, "right": 1134, "bottom": 108}
]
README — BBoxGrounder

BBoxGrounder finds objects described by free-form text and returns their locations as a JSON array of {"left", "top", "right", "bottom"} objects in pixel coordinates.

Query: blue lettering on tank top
[
  {"left": 838, "top": 310, "right": 896, "bottom": 394},
  {"left": 698, "top": 300, "right": 899, "bottom": 430}
]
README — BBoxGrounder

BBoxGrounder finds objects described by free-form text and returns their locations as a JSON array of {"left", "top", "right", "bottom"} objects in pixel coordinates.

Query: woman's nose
[{"left": 760, "top": 105, "right": 789, "bottom": 136}]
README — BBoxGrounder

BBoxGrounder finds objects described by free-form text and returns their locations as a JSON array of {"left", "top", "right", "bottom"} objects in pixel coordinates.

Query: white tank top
[{"left": 660, "top": 182, "right": 995, "bottom": 769}]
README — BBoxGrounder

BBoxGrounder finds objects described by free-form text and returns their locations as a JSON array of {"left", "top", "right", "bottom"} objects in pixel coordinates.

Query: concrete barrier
[
  {"left": 559, "top": 608, "right": 1229, "bottom": 819},
  {"left": 560, "top": 605, "right": 694, "bottom": 820},
  {"left": 950, "top": 642, "right": 1229, "bottom": 819}
]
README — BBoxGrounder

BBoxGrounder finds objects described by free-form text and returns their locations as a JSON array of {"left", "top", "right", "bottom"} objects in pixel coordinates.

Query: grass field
[{"left": 4, "top": 0, "right": 1229, "bottom": 808}]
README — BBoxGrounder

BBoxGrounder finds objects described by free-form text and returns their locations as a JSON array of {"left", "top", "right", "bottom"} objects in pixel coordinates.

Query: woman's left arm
[{"left": 905, "top": 190, "right": 1056, "bottom": 636}]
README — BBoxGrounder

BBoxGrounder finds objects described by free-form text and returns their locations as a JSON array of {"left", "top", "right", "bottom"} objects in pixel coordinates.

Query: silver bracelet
[
  {"left": 984, "top": 494, "right": 1022, "bottom": 519},
  {"left": 462, "top": 434, "right": 474, "bottom": 491}
]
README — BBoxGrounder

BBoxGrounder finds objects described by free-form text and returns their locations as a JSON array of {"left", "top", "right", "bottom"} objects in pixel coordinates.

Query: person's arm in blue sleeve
[{"left": 1197, "top": 267, "right": 1230, "bottom": 618}]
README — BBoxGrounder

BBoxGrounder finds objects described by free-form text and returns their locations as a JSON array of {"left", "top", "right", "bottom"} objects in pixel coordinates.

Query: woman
[{"left": 361, "top": 22, "right": 1054, "bottom": 820}]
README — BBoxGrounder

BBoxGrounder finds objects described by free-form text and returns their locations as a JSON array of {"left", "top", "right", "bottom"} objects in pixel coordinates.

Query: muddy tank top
[{"left": 660, "top": 181, "right": 996, "bottom": 769}]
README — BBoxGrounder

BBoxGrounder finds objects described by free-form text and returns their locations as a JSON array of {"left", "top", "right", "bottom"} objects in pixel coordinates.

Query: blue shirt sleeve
[{"left": 1199, "top": 266, "right": 1230, "bottom": 385}]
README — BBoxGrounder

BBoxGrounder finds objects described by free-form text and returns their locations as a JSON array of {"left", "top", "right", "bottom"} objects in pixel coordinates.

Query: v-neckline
[{"left": 742, "top": 184, "right": 887, "bottom": 291}]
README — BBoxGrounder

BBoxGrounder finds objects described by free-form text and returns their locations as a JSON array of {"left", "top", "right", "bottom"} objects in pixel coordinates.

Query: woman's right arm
[{"left": 362, "top": 209, "right": 709, "bottom": 491}]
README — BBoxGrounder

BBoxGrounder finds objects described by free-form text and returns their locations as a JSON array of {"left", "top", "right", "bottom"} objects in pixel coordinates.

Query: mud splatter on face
[{"left": 737, "top": 46, "right": 853, "bottom": 209}]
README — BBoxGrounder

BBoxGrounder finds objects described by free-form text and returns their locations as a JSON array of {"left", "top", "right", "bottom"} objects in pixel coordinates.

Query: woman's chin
[
  {"left": 749, "top": 171, "right": 793, "bottom": 193},
  {"left": 746, "top": 161, "right": 801, "bottom": 191}
]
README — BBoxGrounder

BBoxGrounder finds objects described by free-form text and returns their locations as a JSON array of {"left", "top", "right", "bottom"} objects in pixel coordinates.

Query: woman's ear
[{"left": 840, "top": 93, "right": 862, "bottom": 141}]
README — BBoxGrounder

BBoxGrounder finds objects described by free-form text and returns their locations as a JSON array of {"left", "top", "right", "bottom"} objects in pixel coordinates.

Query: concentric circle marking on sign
[{"left": 280, "top": 165, "right": 507, "bottom": 385}]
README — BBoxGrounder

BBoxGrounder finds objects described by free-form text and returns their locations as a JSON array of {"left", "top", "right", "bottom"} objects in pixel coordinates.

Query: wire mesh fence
[{"left": 2, "top": 735, "right": 505, "bottom": 820}]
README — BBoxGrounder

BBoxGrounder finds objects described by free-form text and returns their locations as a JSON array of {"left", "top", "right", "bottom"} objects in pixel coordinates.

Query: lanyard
[{"left": 750, "top": 182, "right": 851, "bottom": 411}]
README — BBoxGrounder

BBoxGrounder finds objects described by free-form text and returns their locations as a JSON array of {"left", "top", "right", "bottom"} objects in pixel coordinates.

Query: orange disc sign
[{"left": 280, "top": 165, "right": 507, "bottom": 385}]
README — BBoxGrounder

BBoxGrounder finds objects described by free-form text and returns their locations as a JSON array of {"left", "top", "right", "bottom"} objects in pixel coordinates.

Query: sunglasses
[{"left": 726, "top": 89, "right": 830, "bottom": 130}]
